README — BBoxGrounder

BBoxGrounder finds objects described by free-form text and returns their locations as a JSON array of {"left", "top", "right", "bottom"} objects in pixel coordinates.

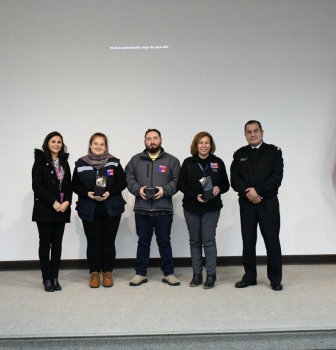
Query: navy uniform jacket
[{"left": 230, "top": 142, "right": 283, "bottom": 200}]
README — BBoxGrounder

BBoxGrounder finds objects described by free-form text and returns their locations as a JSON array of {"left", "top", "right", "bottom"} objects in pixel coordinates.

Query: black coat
[
  {"left": 32, "top": 149, "right": 72, "bottom": 223},
  {"left": 177, "top": 154, "right": 230, "bottom": 213},
  {"left": 230, "top": 142, "right": 283, "bottom": 200}
]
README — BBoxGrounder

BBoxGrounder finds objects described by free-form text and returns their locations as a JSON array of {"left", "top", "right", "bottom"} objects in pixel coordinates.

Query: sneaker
[
  {"left": 162, "top": 275, "right": 180, "bottom": 286},
  {"left": 89, "top": 271, "right": 100, "bottom": 288},
  {"left": 129, "top": 275, "right": 148, "bottom": 286},
  {"left": 102, "top": 271, "right": 113, "bottom": 287}
]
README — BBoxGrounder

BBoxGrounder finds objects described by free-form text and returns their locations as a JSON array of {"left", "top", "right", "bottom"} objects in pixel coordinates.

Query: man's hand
[
  {"left": 246, "top": 187, "right": 263, "bottom": 204},
  {"left": 154, "top": 186, "right": 164, "bottom": 199},
  {"left": 139, "top": 186, "right": 147, "bottom": 200}
]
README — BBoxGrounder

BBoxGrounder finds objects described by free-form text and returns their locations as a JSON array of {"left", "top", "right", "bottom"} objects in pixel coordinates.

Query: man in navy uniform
[{"left": 230, "top": 120, "right": 284, "bottom": 291}]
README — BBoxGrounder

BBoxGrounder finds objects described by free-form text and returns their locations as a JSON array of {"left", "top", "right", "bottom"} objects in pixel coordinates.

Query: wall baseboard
[{"left": 0, "top": 255, "right": 335, "bottom": 271}]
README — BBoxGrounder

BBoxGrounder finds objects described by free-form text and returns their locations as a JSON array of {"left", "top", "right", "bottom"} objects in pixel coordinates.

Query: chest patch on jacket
[
  {"left": 107, "top": 169, "right": 114, "bottom": 176},
  {"left": 158, "top": 165, "right": 167, "bottom": 173},
  {"left": 240, "top": 157, "right": 247, "bottom": 162},
  {"left": 210, "top": 163, "right": 218, "bottom": 169}
]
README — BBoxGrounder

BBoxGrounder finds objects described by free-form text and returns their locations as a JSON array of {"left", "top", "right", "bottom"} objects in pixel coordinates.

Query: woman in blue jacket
[
  {"left": 72, "top": 132, "right": 126, "bottom": 288},
  {"left": 32, "top": 131, "right": 72, "bottom": 292},
  {"left": 177, "top": 131, "right": 230, "bottom": 289}
]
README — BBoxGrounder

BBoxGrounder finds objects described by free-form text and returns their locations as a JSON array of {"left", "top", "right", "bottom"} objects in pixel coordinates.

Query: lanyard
[{"left": 198, "top": 162, "right": 208, "bottom": 177}]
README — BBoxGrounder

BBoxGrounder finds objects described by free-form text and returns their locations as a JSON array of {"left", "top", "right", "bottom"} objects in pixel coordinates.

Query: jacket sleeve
[
  {"left": 32, "top": 158, "right": 57, "bottom": 206},
  {"left": 125, "top": 157, "right": 141, "bottom": 197},
  {"left": 177, "top": 159, "right": 199, "bottom": 200},
  {"left": 230, "top": 153, "right": 248, "bottom": 194},
  {"left": 163, "top": 156, "right": 180, "bottom": 197},
  {"left": 254, "top": 150, "right": 284, "bottom": 196},
  {"left": 218, "top": 159, "right": 230, "bottom": 194},
  {"left": 63, "top": 161, "right": 73, "bottom": 204},
  {"left": 106, "top": 163, "right": 127, "bottom": 196},
  {"left": 72, "top": 167, "right": 90, "bottom": 198}
]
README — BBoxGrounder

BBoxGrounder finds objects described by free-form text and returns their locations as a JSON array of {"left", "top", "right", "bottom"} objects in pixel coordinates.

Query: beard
[{"left": 146, "top": 143, "right": 161, "bottom": 154}]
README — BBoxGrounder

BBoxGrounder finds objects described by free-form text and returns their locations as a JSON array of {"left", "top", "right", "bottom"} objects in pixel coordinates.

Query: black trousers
[
  {"left": 36, "top": 222, "right": 65, "bottom": 280},
  {"left": 82, "top": 209, "right": 121, "bottom": 273},
  {"left": 239, "top": 196, "right": 282, "bottom": 283}
]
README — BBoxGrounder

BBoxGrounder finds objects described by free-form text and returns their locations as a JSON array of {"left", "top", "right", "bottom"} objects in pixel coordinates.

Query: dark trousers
[
  {"left": 36, "top": 222, "right": 65, "bottom": 280},
  {"left": 184, "top": 209, "right": 220, "bottom": 276},
  {"left": 82, "top": 210, "right": 121, "bottom": 273},
  {"left": 239, "top": 196, "right": 282, "bottom": 283},
  {"left": 135, "top": 213, "right": 174, "bottom": 276}
]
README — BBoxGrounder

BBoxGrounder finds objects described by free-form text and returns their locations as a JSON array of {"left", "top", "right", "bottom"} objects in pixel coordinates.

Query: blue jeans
[
  {"left": 135, "top": 213, "right": 174, "bottom": 276},
  {"left": 184, "top": 209, "right": 220, "bottom": 276}
]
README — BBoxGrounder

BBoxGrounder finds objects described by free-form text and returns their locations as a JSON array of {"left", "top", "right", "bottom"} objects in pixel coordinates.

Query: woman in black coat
[
  {"left": 32, "top": 131, "right": 72, "bottom": 292},
  {"left": 177, "top": 131, "right": 230, "bottom": 289}
]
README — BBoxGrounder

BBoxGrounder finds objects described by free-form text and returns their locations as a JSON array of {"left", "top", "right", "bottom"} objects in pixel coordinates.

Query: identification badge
[
  {"left": 107, "top": 169, "right": 114, "bottom": 176},
  {"left": 158, "top": 165, "right": 167, "bottom": 173}
]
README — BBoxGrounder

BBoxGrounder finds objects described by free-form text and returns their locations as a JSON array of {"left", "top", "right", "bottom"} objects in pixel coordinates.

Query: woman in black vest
[
  {"left": 177, "top": 132, "right": 230, "bottom": 289},
  {"left": 32, "top": 131, "right": 72, "bottom": 292},
  {"left": 72, "top": 132, "right": 126, "bottom": 288}
]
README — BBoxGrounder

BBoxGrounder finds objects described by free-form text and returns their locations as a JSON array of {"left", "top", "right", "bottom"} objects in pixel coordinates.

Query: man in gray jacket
[{"left": 125, "top": 129, "right": 181, "bottom": 286}]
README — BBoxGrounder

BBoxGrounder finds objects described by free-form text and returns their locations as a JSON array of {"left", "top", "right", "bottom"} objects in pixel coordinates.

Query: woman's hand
[
  {"left": 102, "top": 191, "right": 110, "bottom": 200},
  {"left": 53, "top": 201, "right": 61, "bottom": 211},
  {"left": 213, "top": 186, "right": 220, "bottom": 196},
  {"left": 197, "top": 194, "right": 208, "bottom": 203},
  {"left": 57, "top": 201, "right": 69, "bottom": 212},
  {"left": 88, "top": 191, "right": 109, "bottom": 201}
]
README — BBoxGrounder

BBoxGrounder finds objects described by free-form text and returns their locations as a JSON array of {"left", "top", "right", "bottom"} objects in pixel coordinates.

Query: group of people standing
[{"left": 32, "top": 120, "right": 284, "bottom": 293}]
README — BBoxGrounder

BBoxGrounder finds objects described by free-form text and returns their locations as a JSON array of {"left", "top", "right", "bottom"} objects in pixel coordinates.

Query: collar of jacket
[
  {"left": 34, "top": 148, "right": 69, "bottom": 161},
  {"left": 140, "top": 147, "right": 165, "bottom": 160},
  {"left": 191, "top": 153, "right": 216, "bottom": 163}
]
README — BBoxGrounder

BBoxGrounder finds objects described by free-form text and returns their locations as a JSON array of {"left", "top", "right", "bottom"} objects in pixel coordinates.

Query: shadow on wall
[{"left": 320, "top": 116, "right": 336, "bottom": 217}]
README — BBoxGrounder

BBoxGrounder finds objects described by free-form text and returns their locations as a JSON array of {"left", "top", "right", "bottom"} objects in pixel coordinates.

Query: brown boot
[
  {"left": 103, "top": 271, "right": 113, "bottom": 287},
  {"left": 89, "top": 271, "right": 100, "bottom": 288}
]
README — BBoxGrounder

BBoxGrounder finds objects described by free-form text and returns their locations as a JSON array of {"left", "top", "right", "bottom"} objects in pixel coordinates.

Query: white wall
[{"left": 1, "top": 0, "right": 336, "bottom": 261}]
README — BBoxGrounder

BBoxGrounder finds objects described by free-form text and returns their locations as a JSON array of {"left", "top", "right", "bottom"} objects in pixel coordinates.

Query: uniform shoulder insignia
[{"left": 270, "top": 144, "right": 281, "bottom": 151}]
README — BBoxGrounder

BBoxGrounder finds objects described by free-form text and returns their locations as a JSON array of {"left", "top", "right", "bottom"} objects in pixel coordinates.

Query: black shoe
[
  {"left": 270, "top": 282, "right": 283, "bottom": 291},
  {"left": 43, "top": 279, "right": 55, "bottom": 292},
  {"left": 203, "top": 275, "right": 216, "bottom": 289},
  {"left": 235, "top": 279, "right": 257, "bottom": 288},
  {"left": 190, "top": 274, "right": 203, "bottom": 287},
  {"left": 53, "top": 278, "right": 62, "bottom": 291}
]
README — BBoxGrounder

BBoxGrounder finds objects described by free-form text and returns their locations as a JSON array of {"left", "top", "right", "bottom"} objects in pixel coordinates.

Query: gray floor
[{"left": 1, "top": 265, "right": 336, "bottom": 338}]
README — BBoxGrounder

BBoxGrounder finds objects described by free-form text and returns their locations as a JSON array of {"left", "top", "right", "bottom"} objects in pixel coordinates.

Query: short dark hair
[
  {"left": 244, "top": 120, "right": 263, "bottom": 132},
  {"left": 42, "top": 131, "right": 67, "bottom": 165},
  {"left": 144, "top": 129, "right": 161, "bottom": 139},
  {"left": 88, "top": 132, "right": 109, "bottom": 153},
  {"left": 190, "top": 131, "right": 216, "bottom": 155}
]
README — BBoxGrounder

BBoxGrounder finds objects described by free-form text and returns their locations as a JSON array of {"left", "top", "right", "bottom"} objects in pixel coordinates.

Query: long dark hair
[{"left": 42, "top": 131, "right": 68, "bottom": 165}]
